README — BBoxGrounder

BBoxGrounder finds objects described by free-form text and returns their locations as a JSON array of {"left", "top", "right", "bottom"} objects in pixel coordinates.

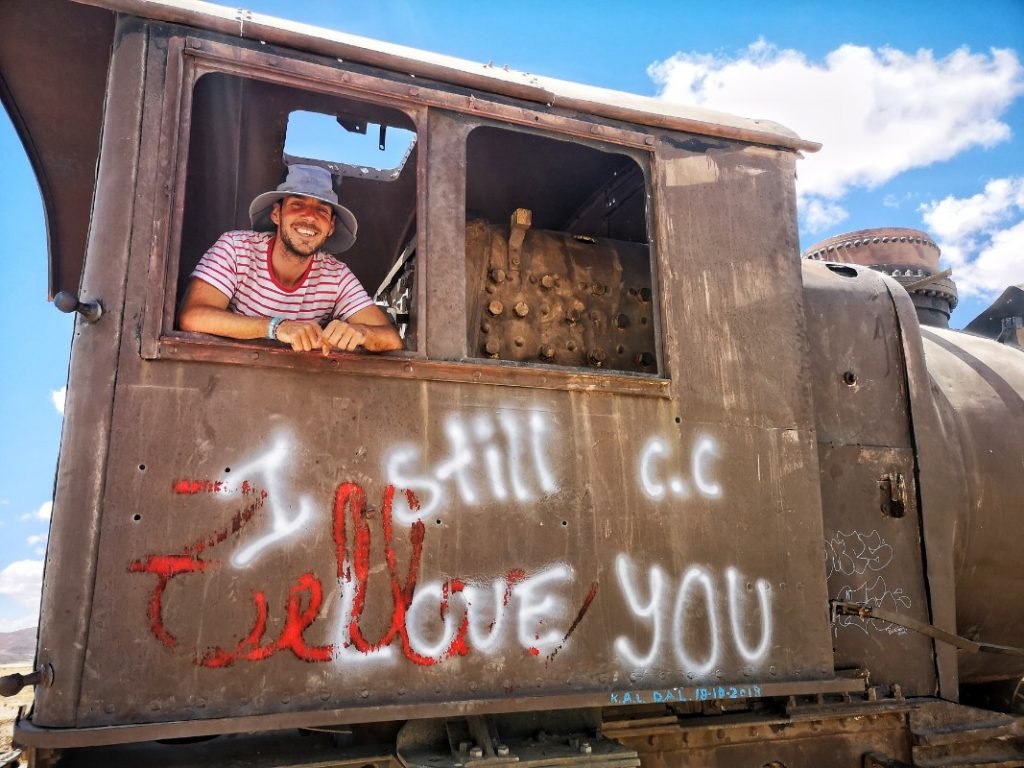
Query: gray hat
[{"left": 249, "top": 164, "right": 358, "bottom": 253}]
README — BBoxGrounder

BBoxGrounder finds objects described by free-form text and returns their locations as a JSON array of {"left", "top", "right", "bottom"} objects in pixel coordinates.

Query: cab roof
[{"left": 78, "top": 0, "right": 818, "bottom": 153}]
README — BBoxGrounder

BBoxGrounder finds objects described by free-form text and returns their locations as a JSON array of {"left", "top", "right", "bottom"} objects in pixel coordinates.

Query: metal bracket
[
  {"left": 396, "top": 716, "right": 639, "bottom": 768},
  {"left": 831, "top": 601, "right": 1024, "bottom": 656},
  {"left": 507, "top": 208, "right": 532, "bottom": 274},
  {"left": 446, "top": 715, "right": 519, "bottom": 766},
  {"left": 878, "top": 472, "right": 907, "bottom": 518}
]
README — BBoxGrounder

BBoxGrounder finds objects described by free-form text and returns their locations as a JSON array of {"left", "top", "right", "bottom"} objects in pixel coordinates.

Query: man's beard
[{"left": 279, "top": 225, "right": 326, "bottom": 258}]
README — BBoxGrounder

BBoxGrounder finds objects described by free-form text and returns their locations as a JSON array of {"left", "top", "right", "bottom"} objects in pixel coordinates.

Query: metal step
[{"left": 910, "top": 700, "right": 1024, "bottom": 768}]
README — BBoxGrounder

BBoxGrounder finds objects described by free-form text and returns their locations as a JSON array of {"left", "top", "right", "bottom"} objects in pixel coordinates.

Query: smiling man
[{"left": 179, "top": 164, "right": 402, "bottom": 354}]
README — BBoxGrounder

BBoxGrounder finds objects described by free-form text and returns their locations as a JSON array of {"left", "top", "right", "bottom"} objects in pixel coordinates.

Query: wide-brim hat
[{"left": 249, "top": 164, "right": 357, "bottom": 254}]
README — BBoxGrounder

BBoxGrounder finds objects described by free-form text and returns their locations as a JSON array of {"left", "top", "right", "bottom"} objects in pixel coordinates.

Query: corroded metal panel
[
  {"left": 73, "top": 369, "right": 833, "bottom": 726},
  {"left": 655, "top": 138, "right": 816, "bottom": 428},
  {"left": 615, "top": 707, "right": 914, "bottom": 768},
  {"left": 466, "top": 222, "right": 657, "bottom": 372},
  {"left": 58, "top": 125, "right": 834, "bottom": 732},
  {"left": 802, "top": 262, "right": 936, "bottom": 695},
  {"left": 32, "top": 17, "right": 149, "bottom": 727},
  {"left": 818, "top": 444, "right": 935, "bottom": 688},
  {"left": 424, "top": 110, "right": 470, "bottom": 360}
]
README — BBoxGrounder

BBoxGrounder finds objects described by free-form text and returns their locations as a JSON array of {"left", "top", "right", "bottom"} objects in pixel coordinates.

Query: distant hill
[{"left": 0, "top": 628, "right": 36, "bottom": 665}]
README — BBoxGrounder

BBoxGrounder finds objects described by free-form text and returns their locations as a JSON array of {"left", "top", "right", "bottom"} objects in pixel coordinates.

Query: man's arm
[
  {"left": 322, "top": 304, "right": 403, "bottom": 353},
  {"left": 178, "top": 278, "right": 325, "bottom": 352},
  {"left": 179, "top": 278, "right": 268, "bottom": 338}
]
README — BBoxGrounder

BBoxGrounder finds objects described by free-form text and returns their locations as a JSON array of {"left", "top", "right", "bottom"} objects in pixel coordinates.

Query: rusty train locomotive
[{"left": 1, "top": 1, "right": 1023, "bottom": 766}]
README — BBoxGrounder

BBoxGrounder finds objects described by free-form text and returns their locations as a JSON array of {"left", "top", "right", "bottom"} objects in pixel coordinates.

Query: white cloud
[
  {"left": 20, "top": 500, "right": 52, "bottom": 523},
  {"left": 648, "top": 40, "right": 1024, "bottom": 232},
  {"left": 883, "top": 192, "right": 918, "bottom": 210},
  {"left": 800, "top": 198, "right": 848, "bottom": 234},
  {"left": 0, "top": 560, "right": 43, "bottom": 611},
  {"left": 27, "top": 532, "right": 47, "bottom": 557},
  {"left": 919, "top": 177, "right": 1024, "bottom": 297},
  {"left": 51, "top": 385, "right": 66, "bottom": 415}
]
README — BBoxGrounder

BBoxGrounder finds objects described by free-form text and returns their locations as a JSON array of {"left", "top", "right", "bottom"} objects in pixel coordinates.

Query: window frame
[
  {"left": 460, "top": 118, "right": 659, "bottom": 374},
  {"left": 141, "top": 34, "right": 670, "bottom": 397}
]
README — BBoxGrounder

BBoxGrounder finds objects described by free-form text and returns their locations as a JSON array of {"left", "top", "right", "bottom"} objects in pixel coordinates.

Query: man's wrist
[{"left": 267, "top": 316, "right": 284, "bottom": 340}]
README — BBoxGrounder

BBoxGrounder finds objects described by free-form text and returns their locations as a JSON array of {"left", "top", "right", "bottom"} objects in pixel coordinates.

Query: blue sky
[{"left": 1, "top": 0, "right": 1021, "bottom": 631}]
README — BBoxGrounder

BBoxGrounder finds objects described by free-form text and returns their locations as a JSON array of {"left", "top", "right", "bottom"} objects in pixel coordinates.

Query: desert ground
[{"left": 0, "top": 664, "right": 33, "bottom": 753}]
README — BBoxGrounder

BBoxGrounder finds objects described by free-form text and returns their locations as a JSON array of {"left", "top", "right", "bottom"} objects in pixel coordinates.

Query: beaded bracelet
[{"left": 267, "top": 316, "right": 284, "bottom": 340}]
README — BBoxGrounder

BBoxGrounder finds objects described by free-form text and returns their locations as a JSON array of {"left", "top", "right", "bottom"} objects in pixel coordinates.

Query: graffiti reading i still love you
[{"left": 127, "top": 410, "right": 774, "bottom": 677}]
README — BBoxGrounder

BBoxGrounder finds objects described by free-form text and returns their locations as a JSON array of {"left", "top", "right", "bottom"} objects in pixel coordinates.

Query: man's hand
[
  {"left": 321, "top": 319, "right": 368, "bottom": 354},
  {"left": 319, "top": 306, "right": 403, "bottom": 354},
  {"left": 275, "top": 320, "right": 325, "bottom": 352}
]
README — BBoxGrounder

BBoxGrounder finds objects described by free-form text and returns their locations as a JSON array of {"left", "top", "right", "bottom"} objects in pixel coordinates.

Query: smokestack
[{"left": 803, "top": 227, "right": 958, "bottom": 328}]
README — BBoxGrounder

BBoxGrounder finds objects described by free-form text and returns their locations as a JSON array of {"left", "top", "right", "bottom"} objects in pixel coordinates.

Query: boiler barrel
[{"left": 920, "top": 326, "right": 1024, "bottom": 684}]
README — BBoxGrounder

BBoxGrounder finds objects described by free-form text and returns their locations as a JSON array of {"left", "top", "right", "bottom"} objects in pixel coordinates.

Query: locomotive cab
[{"left": 2, "top": 0, "right": 1022, "bottom": 766}]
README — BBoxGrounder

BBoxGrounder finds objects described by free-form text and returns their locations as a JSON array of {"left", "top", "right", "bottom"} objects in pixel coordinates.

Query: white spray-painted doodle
[
  {"left": 182, "top": 431, "right": 316, "bottom": 568},
  {"left": 833, "top": 577, "right": 911, "bottom": 636},
  {"left": 824, "top": 530, "right": 894, "bottom": 578},
  {"left": 826, "top": 529, "right": 910, "bottom": 637},
  {"left": 614, "top": 556, "right": 666, "bottom": 667},
  {"left": 148, "top": 417, "right": 786, "bottom": 677},
  {"left": 385, "top": 410, "right": 558, "bottom": 522},
  {"left": 726, "top": 567, "right": 774, "bottom": 663},
  {"left": 638, "top": 436, "right": 722, "bottom": 501},
  {"left": 401, "top": 565, "right": 575, "bottom": 660},
  {"left": 612, "top": 554, "right": 772, "bottom": 672}
]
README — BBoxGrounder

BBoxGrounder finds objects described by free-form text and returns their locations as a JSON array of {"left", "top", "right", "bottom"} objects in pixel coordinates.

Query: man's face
[{"left": 271, "top": 194, "right": 336, "bottom": 257}]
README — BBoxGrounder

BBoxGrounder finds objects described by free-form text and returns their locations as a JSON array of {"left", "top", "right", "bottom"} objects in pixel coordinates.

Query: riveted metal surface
[{"left": 466, "top": 222, "right": 657, "bottom": 373}]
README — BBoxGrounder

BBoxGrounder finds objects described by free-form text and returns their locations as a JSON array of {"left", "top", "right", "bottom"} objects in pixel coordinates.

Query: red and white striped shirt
[{"left": 191, "top": 231, "right": 374, "bottom": 322}]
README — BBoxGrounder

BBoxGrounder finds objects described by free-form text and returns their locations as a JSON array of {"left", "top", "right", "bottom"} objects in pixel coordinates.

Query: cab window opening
[
  {"left": 462, "top": 125, "right": 656, "bottom": 373},
  {"left": 175, "top": 71, "right": 418, "bottom": 350},
  {"left": 284, "top": 109, "right": 416, "bottom": 180}
]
